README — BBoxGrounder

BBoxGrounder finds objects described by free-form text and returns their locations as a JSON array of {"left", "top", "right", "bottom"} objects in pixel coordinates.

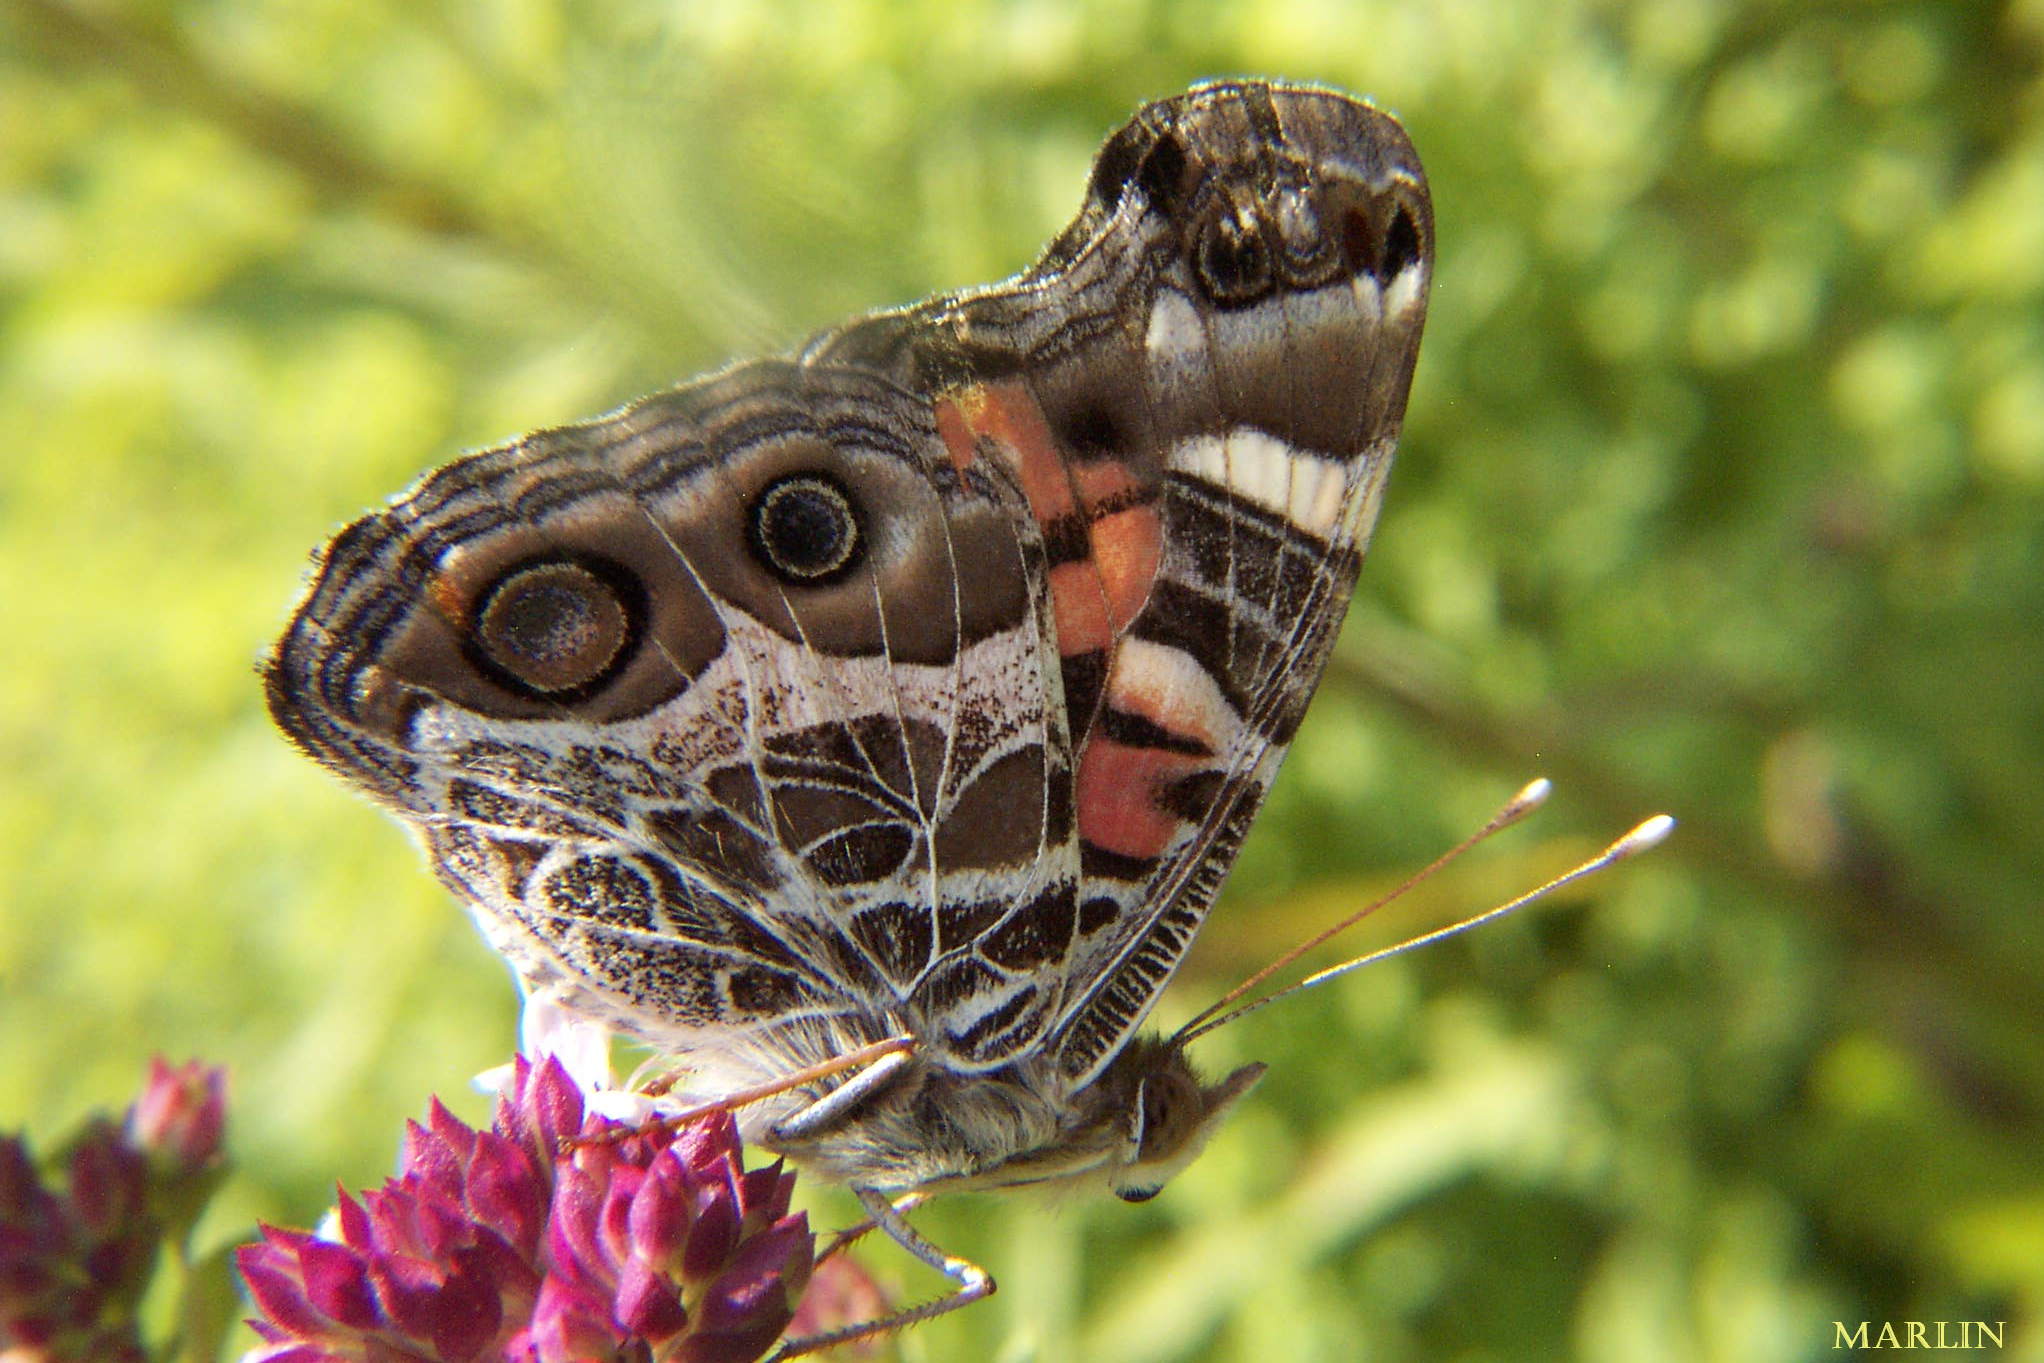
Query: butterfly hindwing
[{"left": 267, "top": 82, "right": 1432, "bottom": 1181}]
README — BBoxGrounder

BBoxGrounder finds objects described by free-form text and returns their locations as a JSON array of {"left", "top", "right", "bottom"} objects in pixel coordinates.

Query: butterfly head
[
  {"left": 1095, "top": 1037, "right": 1267, "bottom": 1203},
  {"left": 906, "top": 1034, "right": 1265, "bottom": 1202}
]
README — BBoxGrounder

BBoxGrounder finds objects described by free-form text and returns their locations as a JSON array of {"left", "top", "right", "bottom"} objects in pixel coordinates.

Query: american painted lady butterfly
[{"left": 267, "top": 79, "right": 1433, "bottom": 1349}]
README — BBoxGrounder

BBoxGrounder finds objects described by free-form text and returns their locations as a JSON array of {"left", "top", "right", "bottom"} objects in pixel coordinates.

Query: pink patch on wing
[{"left": 1075, "top": 737, "right": 1202, "bottom": 860}]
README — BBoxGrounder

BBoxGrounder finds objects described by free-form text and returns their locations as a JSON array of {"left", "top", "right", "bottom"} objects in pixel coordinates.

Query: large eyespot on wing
[
  {"left": 266, "top": 406, "right": 754, "bottom": 771},
  {"left": 746, "top": 473, "right": 864, "bottom": 584},
  {"left": 468, "top": 555, "right": 644, "bottom": 700},
  {"left": 636, "top": 367, "right": 1032, "bottom": 669}
]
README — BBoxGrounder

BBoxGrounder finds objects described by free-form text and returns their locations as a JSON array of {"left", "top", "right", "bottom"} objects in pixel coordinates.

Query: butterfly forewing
[{"left": 813, "top": 84, "right": 1434, "bottom": 1087}]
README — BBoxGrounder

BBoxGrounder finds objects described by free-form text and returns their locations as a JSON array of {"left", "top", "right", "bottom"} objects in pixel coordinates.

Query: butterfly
[{"left": 266, "top": 79, "right": 1433, "bottom": 1351}]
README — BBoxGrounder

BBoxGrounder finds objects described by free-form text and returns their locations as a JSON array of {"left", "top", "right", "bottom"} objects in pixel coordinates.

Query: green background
[{"left": 3, "top": 1, "right": 2039, "bottom": 1359}]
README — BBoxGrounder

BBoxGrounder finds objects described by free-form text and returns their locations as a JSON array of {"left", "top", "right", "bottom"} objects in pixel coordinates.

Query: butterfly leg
[
  {"left": 768, "top": 1047, "right": 913, "bottom": 1141},
  {"left": 766, "top": 1187, "right": 993, "bottom": 1361},
  {"left": 814, "top": 1189, "right": 930, "bottom": 1266}
]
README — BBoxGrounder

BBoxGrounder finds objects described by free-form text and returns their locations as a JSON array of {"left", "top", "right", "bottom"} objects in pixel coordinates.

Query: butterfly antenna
[
  {"left": 1176, "top": 797, "right": 1674, "bottom": 1046},
  {"left": 1173, "top": 777, "right": 1554, "bottom": 1042}
]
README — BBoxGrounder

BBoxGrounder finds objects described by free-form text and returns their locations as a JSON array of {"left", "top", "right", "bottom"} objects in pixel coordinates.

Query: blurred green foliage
[{"left": 2, "top": 0, "right": 2040, "bottom": 1359}]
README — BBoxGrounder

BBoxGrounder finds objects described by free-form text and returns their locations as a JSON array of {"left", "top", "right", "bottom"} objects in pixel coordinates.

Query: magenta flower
[
  {"left": 1, "top": 1057, "right": 230, "bottom": 1363},
  {"left": 238, "top": 1056, "right": 815, "bottom": 1363}
]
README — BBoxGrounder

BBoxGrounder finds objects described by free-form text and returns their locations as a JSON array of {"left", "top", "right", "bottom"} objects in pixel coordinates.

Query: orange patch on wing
[
  {"left": 940, "top": 381, "right": 1076, "bottom": 522},
  {"left": 943, "top": 380, "right": 1164, "bottom": 658},
  {"left": 1073, "top": 459, "right": 1146, "bottom": 508},
  {"left": 1049, "top": 561, "right": 1114, "bottom": 656},
  {"left": 1075, "top": 737, "right": 1202, "bottom": 861},
  {"left": 429, "top": 568, "right": 475, "bottom": 623},
  {"left": 934, "top": 397, "right": 978, "bottom": 474},
  {"left": 1087, "top": 505, "right": 1161, "bottom": 636}
]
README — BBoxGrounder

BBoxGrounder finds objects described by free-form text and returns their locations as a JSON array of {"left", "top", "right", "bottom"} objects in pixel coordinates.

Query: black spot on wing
[
  {"left": 980, "top": 882, "right": 1078, "bottom": 974},
  {"left": 1078, "top": 894, "right": 1124, "bottom": 937},
  {"left": 809, "top": 821, "right": 918, "bottom": 887},
  {"left": 1081, "top": 842, "right": 1158, "bottom": 884},
  {"left": 1099, "top": 706, "right": 1213, "bottom": 757}
]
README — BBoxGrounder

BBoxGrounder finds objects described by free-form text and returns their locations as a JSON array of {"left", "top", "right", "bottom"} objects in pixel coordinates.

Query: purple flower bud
[
  {"left": 402, "top": 1115, "right": 464, "bottom": 1191},
  {"left": 628, "top": 1153, "right": 692, "bottom": 1267},
  {"left": 65, "top": 1120, "right": 149, "bottom": 1239},
  {"left": 678, "top": 1181, "right": 740, "bottom": 1283},
  {"left": 293, "top": 1237, "right": 381, "bottom": 1331},
  {"left": 612, "top": 1256, "right": 689, "bottom": 1338},
  {"left": 738, "top": 1162, "right": 794, "bottom": 1230},
  {"left": 710, "top": 1218, "right": 813, "bottom": 1328},
  {"left": 240, "top": 1230, "right": 337, "bottom": 1338},
  {"left": 125, "top": 1058, "right": 227, "bottom": 1175},
  {"left": 463, "top": 1131, "right": 546, "bottom": 1261},
  {"left": 502, "top": 1056, "right": 586, "bottom": 1170},
  {"left": 521, "top": 1275, "right": 626, "bottom": 1363},
  {"left": 539, "top": 1165, "right": 612, "bottom": 1305}
]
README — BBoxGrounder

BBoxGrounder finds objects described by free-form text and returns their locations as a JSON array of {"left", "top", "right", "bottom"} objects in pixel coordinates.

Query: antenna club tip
[
  {"left": 1613, "top": 814, "right": 1676, "bottom": 858},
  {"left": 1503, "top": 777, "right": 1553, "bottom": 819}
]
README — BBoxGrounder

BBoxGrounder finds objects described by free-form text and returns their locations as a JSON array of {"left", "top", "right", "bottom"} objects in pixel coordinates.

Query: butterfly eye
[
  {"left": 1134, "top": 1069, "right": 1192, "bottom": 1159},
  {"left": 472, "top": 557, "right": 638, "bottom": 697},
  {"left": 748, "top": 473, "right": 864, "bottom": 583},
  {"left": 1114, "top": 1069, "right": 1191, "bottom": 1203},
  {"left": 1193, "top": 202, "right": 1273, "bottom": 307}
]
